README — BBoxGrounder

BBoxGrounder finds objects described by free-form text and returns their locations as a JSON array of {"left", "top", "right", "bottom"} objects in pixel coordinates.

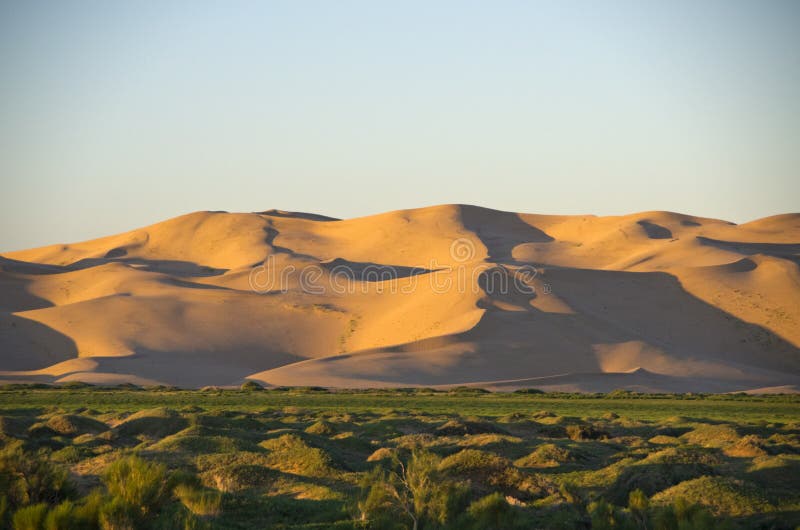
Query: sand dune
[{"left": 1, "top": 205, "right": 798, "bottom": 391}]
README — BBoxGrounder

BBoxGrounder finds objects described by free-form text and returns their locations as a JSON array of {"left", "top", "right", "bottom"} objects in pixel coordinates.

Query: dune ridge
[{"left": 1, "top": 205, "right": 799, "bottom": 392}]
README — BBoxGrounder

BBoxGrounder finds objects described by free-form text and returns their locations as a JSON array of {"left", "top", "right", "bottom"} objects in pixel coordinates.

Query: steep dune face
[{"left": 1, "top": 206, "right": 798, "bottom": 391}]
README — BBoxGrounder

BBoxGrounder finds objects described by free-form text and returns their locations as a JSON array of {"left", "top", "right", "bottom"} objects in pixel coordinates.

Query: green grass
[
  {"left": 1, "top": 387, "right": 798, "bottom": 423},
  {"left": 0, "top": 387, "right": 798, "bottom": 529}
]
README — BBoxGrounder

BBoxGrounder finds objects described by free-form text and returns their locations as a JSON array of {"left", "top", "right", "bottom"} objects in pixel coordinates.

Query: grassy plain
[{"left": 0, "top": 386, "right": 798, "bottom": 529}]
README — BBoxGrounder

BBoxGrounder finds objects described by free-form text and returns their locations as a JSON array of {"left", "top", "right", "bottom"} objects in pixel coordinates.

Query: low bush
[
  {"left": 565, "top": 423, "right": 608, "bottom": 441},
  {"left": 174, "top": 484, "right": 222, "bottom": 517},
  {"left": 12, "top": 503, "right": 48, "bottom": 530},
  {"left": 515, "top": 443, "right": 575, "bottom": 468},
  {"left": 259, "top": 434, "right": 337, "bottom": 477},
  {"left": 0, "top": 442, "right": 73, "bottom": 509},
  {"left": 464, "top": 492, "right": 518, "bottom": 529},
  {"left": 103, "top": 455, "right": 170, "bottom": 516}
]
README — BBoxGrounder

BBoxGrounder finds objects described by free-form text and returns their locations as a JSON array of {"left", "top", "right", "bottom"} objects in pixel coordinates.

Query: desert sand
[{"left": 1, "top": 205, "right": 798, "bottom": 392}]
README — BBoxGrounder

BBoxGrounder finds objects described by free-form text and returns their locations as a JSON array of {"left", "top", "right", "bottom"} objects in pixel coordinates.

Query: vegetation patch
[
  {"left": 0, "top": 388, "right": 798, "bottom": 528},
  {"left": 259, "top": 433, "right": 339, "bottom": 477}
]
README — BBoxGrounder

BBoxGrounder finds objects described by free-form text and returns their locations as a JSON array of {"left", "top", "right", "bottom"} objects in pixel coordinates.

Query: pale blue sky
[{"left": 1, "top": 1, "right": 798, "bottom": 251}]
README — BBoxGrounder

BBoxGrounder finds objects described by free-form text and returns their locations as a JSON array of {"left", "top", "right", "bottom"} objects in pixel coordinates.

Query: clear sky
[{"left": 1, "top": 1, "right": 798, "bottom": 252}]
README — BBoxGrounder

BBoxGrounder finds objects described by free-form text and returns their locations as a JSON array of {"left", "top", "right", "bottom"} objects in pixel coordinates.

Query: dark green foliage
[
  {"left": 240, "top": 381, "right": 263, "bottom": 391},
  {"left": 565, "top": 423, "right": 608, "bottom": 441},
  {"left": 464, "top": 493, "right": 518, "bottom": 530},
  {"left": 0, "top": 442, "right": 73, "bottom": 509},
  {"left": 435, "top": 419, "right": 506, "bottom": 436},
  {"left": 103, "top": 455, "right": 170, "bottom": 516},
  {"left": 358, "top": 450, "right": 468, "bottom": 529},
  {"left": 512, "top": 388, "right": 544, "bottom": 394},
  {"left": 12, "top": 503, "right": 48, "bottom": 530}
]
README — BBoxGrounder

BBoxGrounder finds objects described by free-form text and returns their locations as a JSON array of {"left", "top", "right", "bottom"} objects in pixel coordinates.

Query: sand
[{"left": 1, "top": 205, "right": 798, "bottom": 392}]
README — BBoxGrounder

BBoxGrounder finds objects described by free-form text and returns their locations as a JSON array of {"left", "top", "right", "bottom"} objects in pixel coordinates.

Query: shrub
[
  {"left": 103, "top": 455, "right": 170, "bottom": 516},
  {"left": 514, "top": 444, "right": 575, "bottom": 468},
  {"left": 358, "top": 450, "right": 468, "bottom": 530},
  {"left": 196, "top": 453, "right": 274, "bottom": 492},
  {"left": 12, "top": 503, "right": 48, "bottom": 530},
  {"left": 356, "top": 468, "right": 407, "bottom": 530},
  {"left": 628, "top": 488, "right": 649, "bottom": 528},
  {"left": 305, "top": 420, "right": 337, "bottom": 436},
  {"left": 439, "top": 449, "right": 521, "bottom": 494},
  {"left": 565, "top": 424, "right": 608, "bottom": 441},
  {"left": 99, "top": 497, "right": 137, "bottom": 530},
  {"left": 259, "top": 434, "right": 336, "bottom": 477},
  {"left": 174, "top": 484, "right": 222, "bottom": 517},
  {"left": 70, "top": 490, "right": 105, "bottom": 529},
  {"left": 240, "top": 381, "right": 263, "bottom": 391},
  {"left": 51, "top": 445, "right": 86, "bottom": 464},
  {"left": 680, "top": 425, "right": 740, "bottom": 447},
  {"left": 0, "top": 442, "right": 73, "bottom": 508},
  {"left": 113, "top": 409, "right": 187, "bottom": 439},
  {"left": 45, "top": 415, "right": 107, "bottom": 436},
  {"left": 44, "top": 500, "right": 76, "bottom": 530},
  {"left": 651, "top": 476, "right": 771, "bottom": 517},
  {"left": 436, "top": 419, "right": 506, "bottom": 436},
  {"left": 465, "top": 492, "right": 517, "bottom": 530},
  {"left": 366, "top": 447, "right": 397, "bottom": 463},
  {"left": 587, "top": 499, "right": 627, "bottom": 530}
]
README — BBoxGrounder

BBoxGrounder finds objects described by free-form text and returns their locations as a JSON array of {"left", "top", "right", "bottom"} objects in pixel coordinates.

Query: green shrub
[
  {"left": 512, "top": 388, "right": 544, "bottom": 394},
  {"left": 174, "top": 484, "right": 221, "bottom": 517},
  {"left": 514, "top": 443, "right": 575, "bottom": 468},
  {"left": 99, "top": 497, "right": 137, "bottom": 530},
  {"left": 587, "top": 499, "right": 629, "bottom": 530},
  {"left": 113, "top": 409, "right": 187, "bottom": 439},
  {"left": 439, "top": 449, "right": 523, "bottom": 494},
  {"left": 465, "top": 492, "right": 517, "bottom": 530},
  {"left": 357, "top": 467, "right": 407, "bottom": 529},
  {"left": 436, "top": 419, "right": 506, "bottom": 436},
  {"left": 44, "top": 500, "right": 76, "bottom": 530},
  {"left": 628, "top": 488, "right": 649, "bottom": 528},
  {"left": 196, "top": 453, "right": 275, "bottom": 492},
  {"left": 45, "top": 415, "right": 107, "bottom": 437},
  {"left": 240, "top": 381, "right": 263, "bottom": 391},
  {"left": 565, "top": 423, "right": 608, "bottom": 441},
  {"left": 651, "top": 476, "right": 771, "bottom": 517},
  {"left": 305, "top": 420, "right": 337, "bottom": 436},
  {"left": 51, "top": 446, "right": 86, "bottom": 464},
  {"left": 0, "top": 442, "right": 73, "bottom": 508},
  {"left": 12, "top": 503, "right": 48, "bottom": 530},
  {"left": 259, "top": 434, "right": 337, "bottom": 477},
  {"left": 102, "top": 455, "right": 169, "bottom": 516},
  {"left": 358, "top": 450, "right": 467, "bottom": 530}
]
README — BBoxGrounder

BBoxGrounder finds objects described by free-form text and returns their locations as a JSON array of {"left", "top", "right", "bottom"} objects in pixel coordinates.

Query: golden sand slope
[{"left": 1, "top": 206, "right": 798, "bottom": 391}]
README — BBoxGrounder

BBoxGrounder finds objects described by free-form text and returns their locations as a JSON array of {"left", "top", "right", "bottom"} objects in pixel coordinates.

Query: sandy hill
[{"left": 1, "top": 205, "right": 799, "bottom": 392}]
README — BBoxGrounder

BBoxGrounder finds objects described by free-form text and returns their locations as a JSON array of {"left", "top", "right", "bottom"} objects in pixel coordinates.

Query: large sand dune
[{"left": 1, "top": 205, "right": 798, "bottom": 392}]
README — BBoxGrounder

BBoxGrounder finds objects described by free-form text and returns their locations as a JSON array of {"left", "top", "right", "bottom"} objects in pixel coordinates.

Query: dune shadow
[
  {"left": 322, "top": 258, "right": 440, "bottom": 282},
  {"left": 460, "top": 205, "right": 553, "bottom": 261},
  {"left": 258, "top": 209, "right": 340, "bottom": 222},
  {"left": 324, "top": 265, "right": 800, "bottom": 390},
  {"left": 55, "top": 348, "right": 306, "bottom": 388},
  {"left": 0, "top": 268, "right": 79, "bottom": 372},
  {"left": 697, "top": 236, "right": 800, "bottom": 259},
  {"left": 637, "top": 220, "right": 673, "bottom": 239},
  {"left": 262, "top": 226, "right": 320, "bottom": 261},
  {"left": 0, "top": 313, "right": 79, "bottom": 371},
  {"left": 0, "top": 256, "right": 66, "bottom": 277},
  {"left": 0, "top": 254, "right": 227, "bottom": 277},
  {"left": 70, "top": 257, "right": 227, "bottom": 277}
]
